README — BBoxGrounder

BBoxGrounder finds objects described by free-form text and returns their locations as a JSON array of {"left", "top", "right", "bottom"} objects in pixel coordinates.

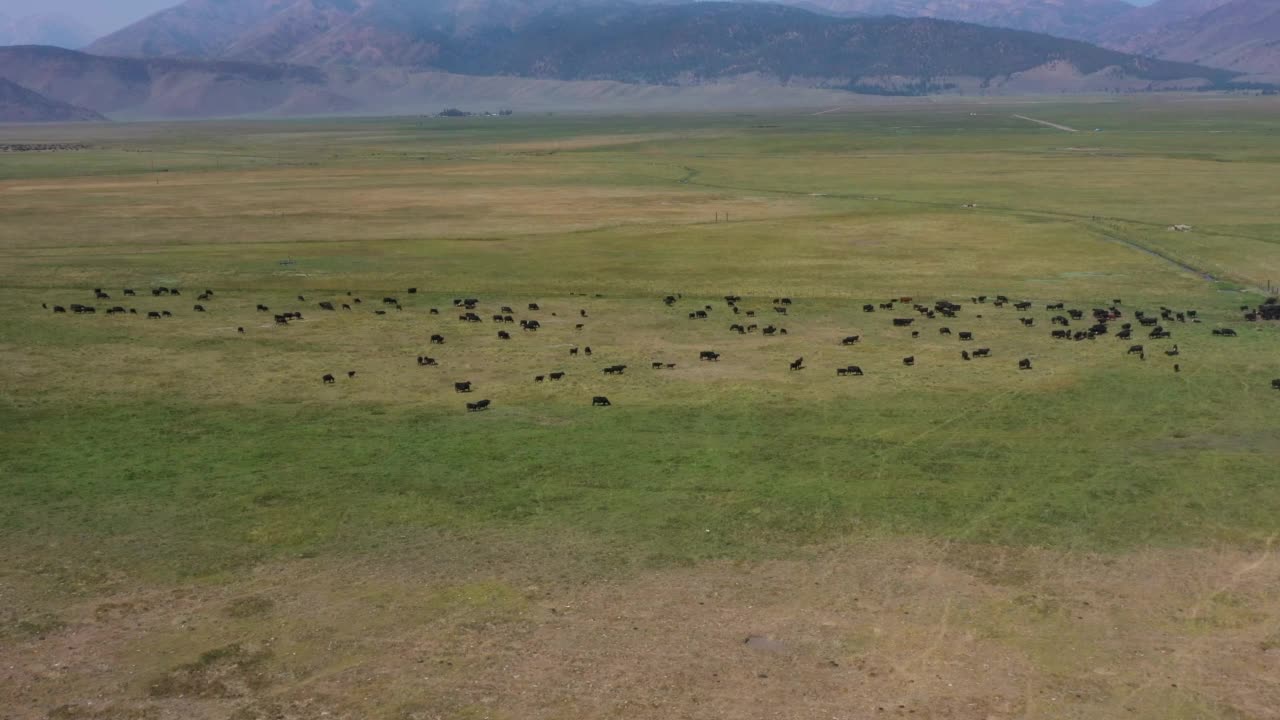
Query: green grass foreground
[{"left": 2, "top": 97, "right": 1279, "bottom": 601}]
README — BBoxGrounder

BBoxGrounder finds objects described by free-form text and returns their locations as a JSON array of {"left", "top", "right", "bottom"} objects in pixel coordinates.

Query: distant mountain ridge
[
  {"left": 82, "top": 1, "right": 1240, "bottom": 85},
  {"left": 1, "top": 1, "right": 1268, "bottom": 121}
]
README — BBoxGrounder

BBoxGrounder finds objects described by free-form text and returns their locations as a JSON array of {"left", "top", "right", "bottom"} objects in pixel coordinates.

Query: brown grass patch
[{"left": 4, "top": 535, "right": 1280, "bottom": 719}]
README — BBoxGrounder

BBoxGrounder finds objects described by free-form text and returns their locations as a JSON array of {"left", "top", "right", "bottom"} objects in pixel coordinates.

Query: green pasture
[{"left": 2, "top": 97, "right": 1279, "bottom": 610}]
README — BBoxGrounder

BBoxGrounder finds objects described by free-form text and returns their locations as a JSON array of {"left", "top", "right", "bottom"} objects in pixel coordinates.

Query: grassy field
[{"left": 2, "top": 96, "right": 1280, "bottom": 719}]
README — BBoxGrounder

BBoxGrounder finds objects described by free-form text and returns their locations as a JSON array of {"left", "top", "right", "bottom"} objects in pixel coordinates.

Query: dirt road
[{"left": 1013, "top": 114, "right": 1078, "bottom": 132}]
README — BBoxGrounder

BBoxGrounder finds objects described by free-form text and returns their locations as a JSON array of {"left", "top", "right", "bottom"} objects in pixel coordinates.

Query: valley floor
[{"left": 2, "top": 97, "right": 1279, "bottom": 719}]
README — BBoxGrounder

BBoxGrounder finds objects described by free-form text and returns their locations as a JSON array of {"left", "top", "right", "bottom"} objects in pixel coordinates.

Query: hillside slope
[
  {"left": 1111, "top": 0, "right": 1280, "bottom": 77},
  {"left": 798, "top": 0, "right": 1135, "bottom": 42},
  {"left": 0, "top": 77, "right": 106, "bottom": 122},
  {"left": 0, "top": 45, "right": 344, "bottom": 118}
]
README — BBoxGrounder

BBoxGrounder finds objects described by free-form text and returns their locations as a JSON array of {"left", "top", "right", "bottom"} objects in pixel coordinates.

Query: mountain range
[{"left": 1, "top": 0, "right": 1275, "bottom": 121}]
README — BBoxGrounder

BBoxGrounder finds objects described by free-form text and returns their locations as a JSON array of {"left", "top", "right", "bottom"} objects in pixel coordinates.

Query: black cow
[
  {"left": 374, "top": 310, "right": 386, "bottom": 316},
  {"left": 322, "top": 374, "right": 335, "bottom": 384},
  {"left": 124, "top": 289, "right": 136, "bottom": 296},
  {"left": 1213, "top": 328, "right": 1238, "bottom": 337},
  {"left": 1272, "top": 379, "right": 1280, "bottom": 390},
  {"left": 593, "top": 396, "right": 612, "bottom": 406},
  {"left": 319, "top": 301, "right": 335, "bottom": 311},
  {"left": 257, "top": 304, "right": 270, "bottom": 312},
  {"left": 603, "top": 365, "right": 626, "bottom": 375},
  {"left": 973, "top": 348, "right": 991, "bottom": 358},
  {"left": 528, "top": 303, "right": 540, "bottom": 311},
  {"left": 841, "top": 335, "right": 860, "bottom": 345},
  {"left": 53, "top": 305, "right": 66, "bottom": 313},
  {"left": 1116, "top": 329, "right": 1132, "bottom": 340},
  {"left": 274, "top": 314, "right": 289, "bottom": 324},
  {"left": 455, "top": 381, "right": 473, "bottom": 393},
  {"left": 1019, "top": 358, "right": 1032, "bottom": 370},
  {"left": 763, "top": 326, "right": 778, "bottom": 336},
  {"left": 417, "top": 356, "right": 437, "bottom": 366},
  {"left": 193, "top": 304, "right": 206, "bottom": 312},
  {"left": 958, "top": 332, "right": 974, "bottom": 341},
  {"left": 382, "top": 297, "right": 398, "bottom": 305},
  {"left": 431, "top": 334, "right": 445, "bottom": 344},
  {"left": 570, "top": 347, "right": 579, "bottom": 356},
  {"left": 653, "top": 362, "right": 665, "bottom": 369},
  {"left": 938, "top": 327, "right": 952, "bottom": 336},
  {"left": 902, "top": 356, "right": 915, "bottom": 367},
  {"left": 1051, "top": 330, "right": 1069, "bottom": 340},
  {"left": 1014, "top": 301, "right": 1032, "bottom": 311},
  {"left": 730, "top": 324, "right": 745, "bottom": 334},
  {"left": 497, "top": 330, "right": 511, "bottom": 340},
  {"left": 1165, "top": 345, "right": 1180, "bottom": 357},
  {"left": 1127, "top": 345, "right": 1144, "bottom": 355},
  {"left": 466, "top": 399, "right": 491, "bottom": 412},
  {"left": 347, "top": 371, "right": 356, "bottom": 379},
  {"left": 521, "top": 320, "right": 541, "bottom": 331},
  {"left": 535, "top": 375, "right": 545, "bottom": 382},
  {"left": 238, "top": 327, "right": 244, "bottom": 334},
  {"left": 863, "top": 304, "right": 876, "bottom": 312},
  {"left": 699, "top": 351, "right": 720, "bottom": 362},
  {"left": 893, "top": 318, "right": 914, "bottom": 327},
  {"left": 1069, "top": 310, "right": 1085, "bottom": 320},
  {"left": 550, "top": 372, "right": 566, "bottom": 381},
  {"left": 1020, "top": 318, "right": 1034, "bottom": 327},
  {"left": 407, "top": 287, "right": 417, "bottom": 294},
  {"left": 789, "top": 357, "right": 804, "bottom": 371},
  {"left": 585, "top": 347, "right": 593, "bottom": 356},
  {"left": 147, "top": 311, "right": 162, "bottom": 319}
]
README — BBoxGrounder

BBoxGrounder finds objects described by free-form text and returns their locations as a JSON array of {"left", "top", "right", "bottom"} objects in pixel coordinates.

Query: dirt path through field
[{"left": 1013, "top": 114, "right": 1079, "bottom": 132}]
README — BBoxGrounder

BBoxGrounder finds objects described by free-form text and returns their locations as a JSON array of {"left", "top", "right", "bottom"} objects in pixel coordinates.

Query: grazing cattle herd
[{"left": 39, "top": 287, "right": 1280, "bottom": 411}]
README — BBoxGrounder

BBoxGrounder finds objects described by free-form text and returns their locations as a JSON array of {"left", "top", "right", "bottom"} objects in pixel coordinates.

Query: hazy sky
[
  {"left": 0, "top": 0, "right": 177, "bottom": 33},
  {"left": 2, "top": 0, "right": 1159, "bottom": 35}
]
